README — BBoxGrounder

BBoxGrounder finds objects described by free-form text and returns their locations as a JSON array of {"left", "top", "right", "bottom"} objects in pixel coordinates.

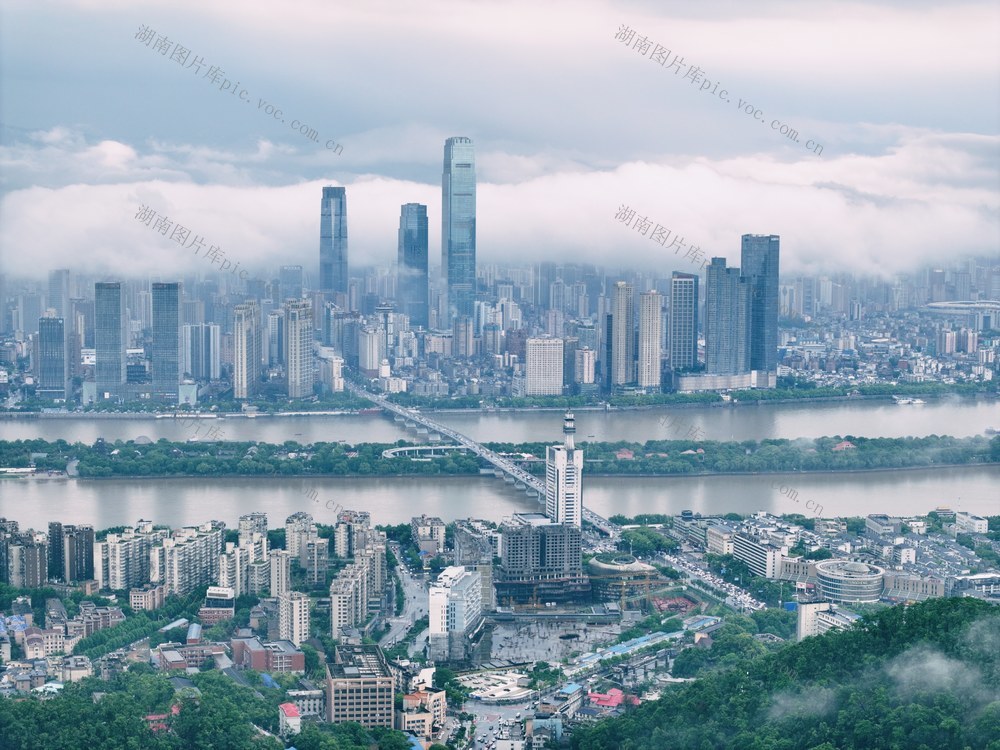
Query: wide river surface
[{"left": 0, "top": 398, "right": 997, "bottom": 530}]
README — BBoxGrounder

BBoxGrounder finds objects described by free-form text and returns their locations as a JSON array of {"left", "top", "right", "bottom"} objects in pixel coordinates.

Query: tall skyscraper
[
  {"left": 182, "top": 323, "right": 221, "bottom": 380},
  {"left": 637, "top": 290, "right": 662, "bottom": 389},
  {"left": 284, "top": 299, "right": 314, "bottom": 399},
  {"left": 279, "top": 265, "right": 304, "bottom": 301},
  {"left": 608, "top": 281, "right": 634, "bottom": 388},
  {"left": 47, "top": 269, "right": 70, "bottom": 318},
  {"left": 741, "top": 234, "right": 780, "bottom": 372},
  {"left": 545, "top": 413, "right": 583, "bottom": 527},
  {"left": 525, "top": 337, "right": 564, "bottom": 396},
  {"left": 442, "top": 137, "right": 476, "bottom": 319},
  {"left": 669, "top": 272, "right": 699, "bottom": 370},
  {"left": 319, "top": 186, "right": 349, "bottom": 297},
  {"left": 95, "top": 282, "right": 126, "bottom": 400},
  {"left": 151, "top": 282, "right": 181, "bottom": 402},
  {"left": 398, "top": 203, "right": 429, "bottom": 328},
  {"left": 37, "top": 316, "right": 70, "bottom": 400},
  {"left": 233, "top": 301, "right": 261, "bottom": 400},
  {"left": 705, "top": 258, "right": 750, "bottom": 374}
]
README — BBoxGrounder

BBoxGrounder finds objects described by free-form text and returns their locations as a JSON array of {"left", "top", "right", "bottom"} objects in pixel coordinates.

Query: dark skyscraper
[
  {"left": 152, "top": 282, "right": 181, "bottom": 402},
  {"left": 442, "top": 137, "right": 476, "bottom": 320},
  {"left": 705, "top": 258, "right": 750, "bottom": 374},
  {"left": 37, "top": 316, "right": 70, "bottom": 400},
  {"left": 95, "top": 282, "right": 126, "bottom": 400},
  {"left": 320, "top": 186, "right": 349, "bottom": 297},
  {"left": 280, "top": 265, "right": 304, "bottom": 301},
  {"left": 741, "top": 234, "right": 780, "bottom": 372},
  {"left": 669, "top": 272, "right": 699, "bottom": 370},
  {"left": 397, "top": 203, "right": 429, "bottom": 329}
]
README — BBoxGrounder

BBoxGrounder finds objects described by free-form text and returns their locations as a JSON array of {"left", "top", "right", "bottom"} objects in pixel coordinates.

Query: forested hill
[{"left": 571, "top": 598, "right": 1000, "bottom": 750}]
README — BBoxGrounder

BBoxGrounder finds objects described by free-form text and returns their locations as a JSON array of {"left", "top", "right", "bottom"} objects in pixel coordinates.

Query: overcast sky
[{"left": 1, "top": 0, "right": 998, "bottom": 283}]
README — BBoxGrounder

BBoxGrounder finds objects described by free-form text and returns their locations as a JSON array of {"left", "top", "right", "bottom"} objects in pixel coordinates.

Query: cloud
[
  {"left": 767, "top": 685, "right": 838, "bottom": 721},
  {"left": 886, "top": 645, "right": 996, "bottom": 706},
  {"left": 0, "top": 127, "right": 996, "bottom": 281}
]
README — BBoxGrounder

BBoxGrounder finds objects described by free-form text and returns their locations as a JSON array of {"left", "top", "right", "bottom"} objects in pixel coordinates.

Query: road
[{"left": 379, "top": 542, "right": 428, "bottom": 648}]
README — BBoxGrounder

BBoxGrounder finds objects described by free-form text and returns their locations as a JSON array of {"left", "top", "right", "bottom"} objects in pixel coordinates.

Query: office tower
[
  {"left": 151, "top": 282, "right": 181, "bottom": 402},
  {"left": 16, "top": 292, "right": 42, "bottom": 335},
  {"left": 182, "top": 323, "right": 221, "bottom": 380},
  {"left": 794, "top": 277, "right": 815, "bottom": 318},
  {"left": 284, "top": 299, "right": 314, "bottom": 398},
  {"left": 36, "top": 317, "right": 70, "bottom": 400},
  {"left": 525, "top": 337, "right": 564, "bottom": 396},
  {"left": 95, "top": 282, "right": 127, "bottom": 400},
  {"left": 267, "top": 310, "right": 285, "bottom": 366},
  {"left": 398, "top": 203, "right": 429, "bottom": 328},
  {"left": 270, "top": 549, "right": 291, "bottom": 598},
  {"left": 705, "top": 258, "right": 750, "bottom": 374},
  {"left": 279, "top": 265, "right": 304, "bottom": 301},
  {"left": 48, "top": 269, "right": 70, "bottom": 317},
  {"left": 233, "top": 301, "right": 261, "bottom": 400},
  {"left": 669, "top": 273, "right": 699, "bottom": 370},
  {"left": 546, "top": 413, "right": 583, "bottom": 527},
  {"left": 326, "top": 645, "right": 395, "bottom": 727},
  {"left": 427, "top": 566, "right": 483, "bottom": 662},
  {"left": 279, "top": 590, "right": 310, "bottom": 646},
  {"left": 495, "top": 513, "right": 590, "bottom": 604},
  {"left": 319, "top": 186, "right": 349, "bottom": 296},
  {"left": 442, "top": 136, "right": 477, "bottom": 319},
  {"left": 608, "top": 281, "right": 634, "bottom": 387},
  {"left": 637, "top": 290, "right": 662, "bottom": 388},
  {"left": 741, "top": 234, "right": 780, "bottom": 371}
]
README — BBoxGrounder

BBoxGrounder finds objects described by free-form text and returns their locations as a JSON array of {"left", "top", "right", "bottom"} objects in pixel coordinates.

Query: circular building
[
  {"left": 815, "top": 560, "right": 884, "bottom": 603},
  {"left": 588, "top": 553, "right": 661, "bottom": 601}
]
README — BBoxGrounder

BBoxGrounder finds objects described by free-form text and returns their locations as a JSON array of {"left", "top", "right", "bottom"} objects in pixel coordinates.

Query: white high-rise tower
[{"left": 545, "top": 413, "right": 583, "bottom": 527}]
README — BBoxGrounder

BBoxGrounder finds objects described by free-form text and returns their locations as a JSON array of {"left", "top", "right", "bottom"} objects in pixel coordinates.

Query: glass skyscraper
[
  {"left": 279, "top": 265, "right": 304, "bottom": 301},
  {"left": 152, "top": 282, "right": 181, "bottom": 402},
  {"left": 705, "top": 258, "right": 750, "bottom": 374},
  {"left": 47, "top": 269, "right": 70, "bottom": 318},
  {"left": 319, "top": 186, "right": 349, "bottom": 297},
  {"left": 442, "top": 137, "right": 476, "bottom": 320},
  {"left": 741, "top": 234, "right": 781, "bottom": 372},
  {"left": 94, "top": 282, "right": 126, "bottom": 400},
  {"left": 37, "top": 316, "right": 69, "bottom": 400},
  {"left": 669, "top": 273, "right": 699, "bottom": 371},
  {"left": 398, "top": 203, "right": 429, "bottom": 329}
]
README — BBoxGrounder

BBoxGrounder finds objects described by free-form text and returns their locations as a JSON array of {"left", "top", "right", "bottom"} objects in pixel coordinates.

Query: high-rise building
[
  {"left": 182, "top": 323, "right": 221, "bottom": 380},
  {"left": 398, "top": 203, "right": 429, "bottom": 329},
  {"left": 326, "top": 645, "right": 395, "bottom": 728},
  {"left": 545, "top": 413, "right": 583, "bottom": 527},
  {"left": 151, "top": 522, "right": 225, "bottom": 596},
  {"left": 16, "top": 293, "right": 43, "bottom": 335},
  {"left": 741, "top": 234, "right": 780, "bottom": 372},
  {"left": 233, "top": 301, "right": 261, "bottom": 400},
  {"left": 320, "top": 187, "right": 349, "bottom": 297},
  {"left": 279, "top": 265, "right": 304, "bottom": 301},
  {"left": 37, "top": 316, "right": 70, "bottom": 400},
  {"left": 524, "top": 337, "right": 564, "bottom": 396},
  {"left": 427, "top": 566, "right": 483, "bottom": 662},
  {"left": 267, "top": 309, "right": 285, "bottom": 366},
  {"left": 442, "top": 137, "right": 476, "bottom": 319},
  {"left": 152, "top": 282, "right": 181, "bottom": 402},
  {"left": 279, "top": 590, "right": 310, "bottom": 646},
  {"left": 495, "top": 513, "right": 590, "bottom": 605},
  {"left": 669, "top": 273, "right": 699, "bottom": 370},
  {"left": 270, "top": 550, "right": 291, "bottom": 598},
  {"left": 637, "top": 290, "right": 662, "bottom": 388},
  {"left": 574, "top": 347, "right": 596, "bottom": 385},
  {"left": 61, "top": 525, "right": 95, "bottom": 583},
  {"left": 705, "top": 258, "right": 750, "bottom": 374},
  {"left": 95, "top": 282, "right": 127, "bottom": 400},
  {"left": 284, "top": 299, "right": 314, "bottom": 399},
  {"left": 608, "top": 281, "right": 634, "bottom": 388},
  {"left": 48, "top": 269, "right": 70, "bottom": 318}
]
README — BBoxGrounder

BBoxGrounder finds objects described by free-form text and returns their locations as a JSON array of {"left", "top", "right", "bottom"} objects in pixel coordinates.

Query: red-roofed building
[
  {"left": 615, "top": 449, "right": 634, "bottom": 460},
  {"left": 278, "top": 702, "right": 301, "bottom": 736},
  {"left": 588, "top": 688, "right": 640, "bottom": 708},
  {"left": 832, "top": 441, "right": 856, "bottom": 452}
]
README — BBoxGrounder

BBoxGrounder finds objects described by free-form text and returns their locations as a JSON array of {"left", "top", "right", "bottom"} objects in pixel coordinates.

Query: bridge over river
[{"left": 346, "top": 382, "right": 619, "bottom": 538}]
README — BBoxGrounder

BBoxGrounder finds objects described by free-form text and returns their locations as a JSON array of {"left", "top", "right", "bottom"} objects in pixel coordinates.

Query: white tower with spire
[{"left": 545, "top": 412, "right": 584, "bottom": 527}]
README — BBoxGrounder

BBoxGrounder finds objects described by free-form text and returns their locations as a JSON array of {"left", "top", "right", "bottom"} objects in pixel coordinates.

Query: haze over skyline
[{"left": 1, "top": 0, "right": 997, "bottom": 281}]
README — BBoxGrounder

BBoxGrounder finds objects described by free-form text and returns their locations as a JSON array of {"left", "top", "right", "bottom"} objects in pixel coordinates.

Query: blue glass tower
[
  {"left": 94, "top": 282, "right": 126, "bottom": 400},
  {"left": 740, "top": 235, "right": 780, "bottom": 372},
  {"left": 705, "top": 258, "right": 750, "bottom": 374},
  {"left": 398, "top": 203, "right": 429, "bottom": 329},
  {"left": 320, "top": 186, "right": 349, "bottom": 296},
  {"left": 442, "top": 137, "right": 476, "bottom": 320},
  {"left": 152, "top": 282, "right": 181, "bottom": 402}
]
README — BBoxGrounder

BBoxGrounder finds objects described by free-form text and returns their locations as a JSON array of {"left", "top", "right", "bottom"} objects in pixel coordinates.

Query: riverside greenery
[{"left": 1, "top": 433, "right": 997, "bottom": 479}]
